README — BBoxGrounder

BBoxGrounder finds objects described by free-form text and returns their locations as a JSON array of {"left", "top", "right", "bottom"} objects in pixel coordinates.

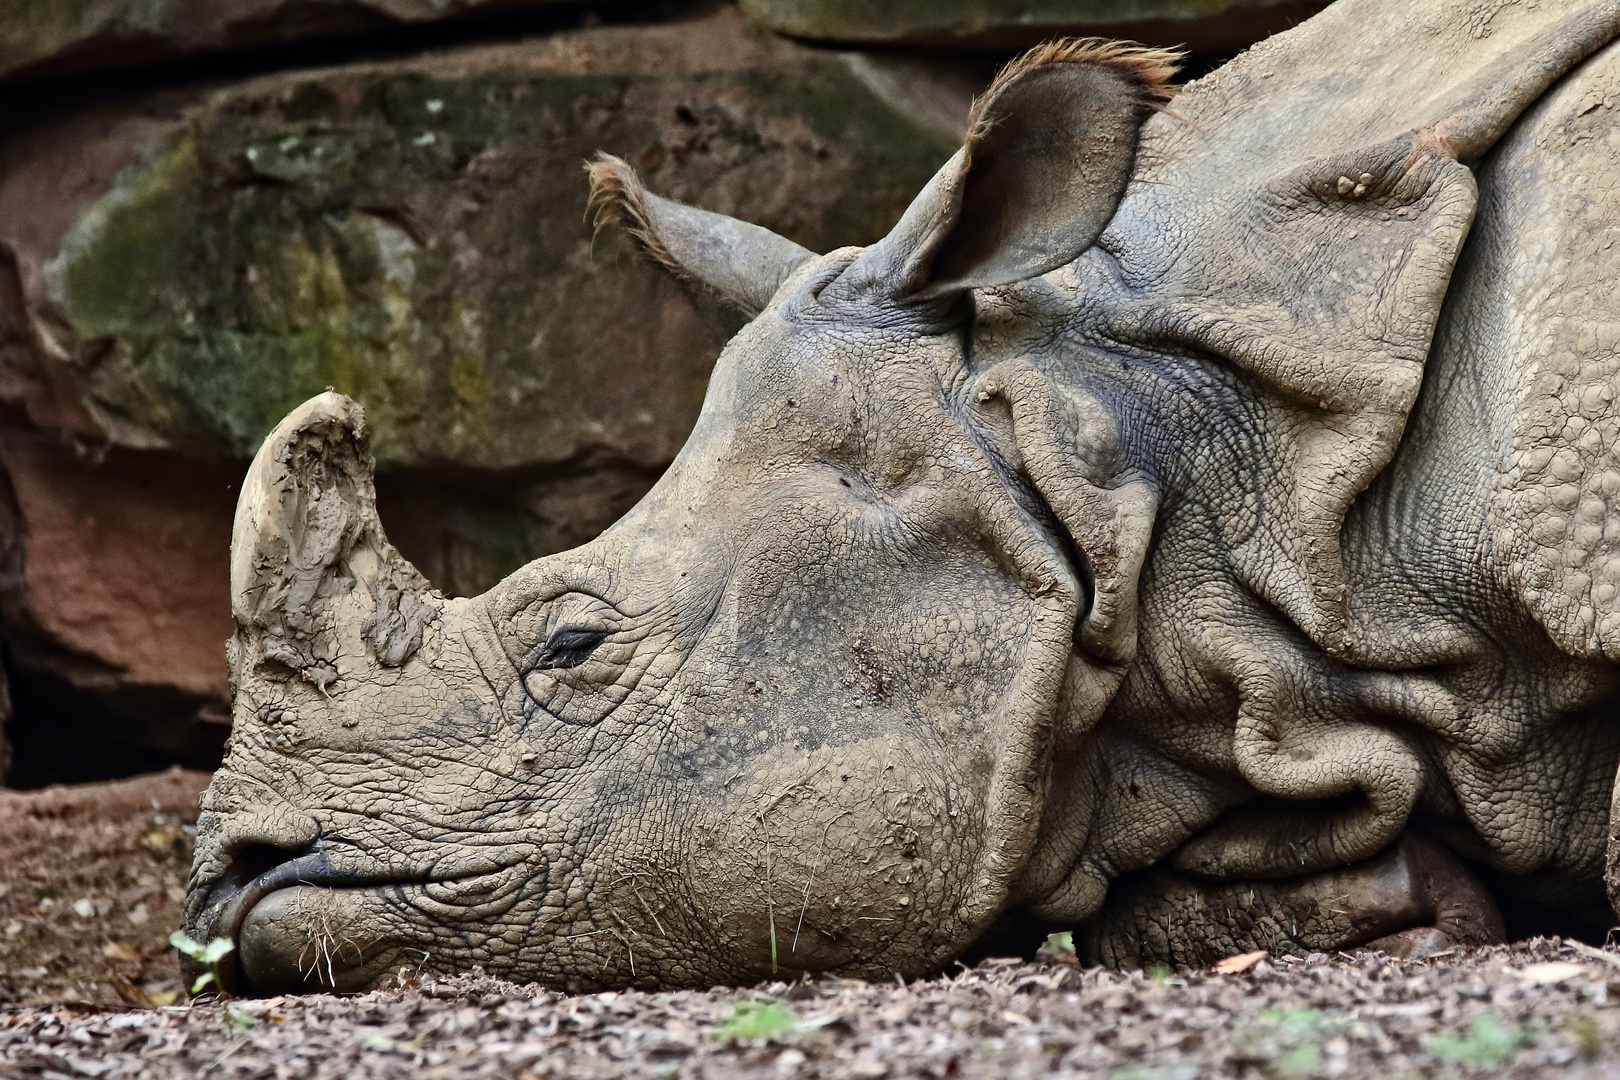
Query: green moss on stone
[
  {"left": 42, "top": 44, "right": 958, "bottom": 469},
  {"left": 0, "top": 0, "right": 100, "bottom": 73}
]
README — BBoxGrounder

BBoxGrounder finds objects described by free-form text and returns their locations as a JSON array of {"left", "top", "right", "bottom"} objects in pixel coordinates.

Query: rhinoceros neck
[{"left": 994, "top": 70, "right": 1620, "bottom": 919}]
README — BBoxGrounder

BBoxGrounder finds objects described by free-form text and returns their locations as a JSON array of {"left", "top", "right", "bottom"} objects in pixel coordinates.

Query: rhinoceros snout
[{"left": 189, "top": 845, "right": 345, "bottom": 996}]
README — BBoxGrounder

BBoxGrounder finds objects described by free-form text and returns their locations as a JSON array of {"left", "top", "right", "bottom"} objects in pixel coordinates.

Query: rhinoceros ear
[
  {"left": 831, "top": 39, "right": 1178, "bottom": 304},
  {"left": 230, "top": 392, "right": 436, "bottom": 690},
  {"left": 585, "top": 154, "right": 815, "bottom": 318}
]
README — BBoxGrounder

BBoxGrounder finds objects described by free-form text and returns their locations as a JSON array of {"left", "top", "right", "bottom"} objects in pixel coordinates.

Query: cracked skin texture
[{"left": 186, "top": 0, "right": 1620, "bottom": 992}]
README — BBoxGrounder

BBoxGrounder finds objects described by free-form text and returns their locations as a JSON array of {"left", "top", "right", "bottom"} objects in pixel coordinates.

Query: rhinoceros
[{"left": 182, "top": 0, "right": 1620, "bottom": 994}]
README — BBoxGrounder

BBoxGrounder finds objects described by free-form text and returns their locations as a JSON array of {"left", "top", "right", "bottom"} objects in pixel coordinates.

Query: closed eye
[{"left": 535, "top": 624, "right": 611, "bottom": 669}]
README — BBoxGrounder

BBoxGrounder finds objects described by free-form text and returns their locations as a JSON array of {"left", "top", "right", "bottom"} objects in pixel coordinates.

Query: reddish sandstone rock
[
  {"left": 0, "top": 435, "right": 238, "bottom": 785},
  {"left": 0, "top": 433, "right": 237, "bottom": 703}
]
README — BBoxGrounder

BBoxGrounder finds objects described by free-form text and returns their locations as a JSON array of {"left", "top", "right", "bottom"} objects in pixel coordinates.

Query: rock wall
[
  {"left": 0, "top": 0, "right": 575, "bottom": 80},
  {"left": 0, "top": 0, "right": 1307, "bottom": 785},
  {"left": 739, "top": 0, "right": 1330, "bottom": 50}
]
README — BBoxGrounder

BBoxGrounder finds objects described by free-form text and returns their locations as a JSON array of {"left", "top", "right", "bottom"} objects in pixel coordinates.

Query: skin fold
[{"left": 183, "top": 0, "right": 1620, "bottom": 993}]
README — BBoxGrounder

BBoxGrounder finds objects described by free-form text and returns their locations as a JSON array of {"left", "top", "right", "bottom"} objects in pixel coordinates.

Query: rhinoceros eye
[
  {"left": 502, "top": 591, "right": 650, "bottom": 728},
  {"left": 536, "top": 624, "right": 610, "bottom": 669}
]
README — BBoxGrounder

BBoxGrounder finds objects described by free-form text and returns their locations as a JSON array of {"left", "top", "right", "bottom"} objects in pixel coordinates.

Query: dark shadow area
[
  {"left": 2, "top": 643, "right": 228, "bottom": 789},
  {"left": 1486, "top": 869, "right": 1613, "bottom": 947},
  {"left": 958, "top": 907, "right": 1058, "bottom": 966},
  {"left": 376, "top": 454, "right": 667, "bottom": 600}
]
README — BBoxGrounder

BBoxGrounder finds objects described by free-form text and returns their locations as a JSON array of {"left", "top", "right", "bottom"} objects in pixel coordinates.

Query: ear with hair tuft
[
  {"left": 834, "top": 38, "right": 1180, "bottom": 303},
  {"left": 585, "top": 154, "right": 815, "bottom": 317}
]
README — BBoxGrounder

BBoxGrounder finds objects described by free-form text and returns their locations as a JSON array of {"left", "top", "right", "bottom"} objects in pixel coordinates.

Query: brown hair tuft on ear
[
  {"left": 967, "top": 38, "right": 1183, "bottom": 141},
  {"left": 584, "top": 152, "right": 690, "bottom": 283},
  {"left": 584, "top": 151, "right": 814, "bottom": 315}
]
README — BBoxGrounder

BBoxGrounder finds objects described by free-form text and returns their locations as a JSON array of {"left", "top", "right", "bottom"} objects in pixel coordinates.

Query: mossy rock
[
  {"left": 0, "top": 0, "right": 576, "bottom": 80},
  {"left": 737, "top": 0, "right": 1332, "bottom": 50},
  {"left": 38, "top": 10, "right": 963, "bottom": 470}
]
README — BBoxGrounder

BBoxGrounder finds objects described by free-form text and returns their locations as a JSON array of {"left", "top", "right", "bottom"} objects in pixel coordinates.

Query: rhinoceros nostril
[{"left": 231, "top": 843, "right": 306, "bottom": 885}]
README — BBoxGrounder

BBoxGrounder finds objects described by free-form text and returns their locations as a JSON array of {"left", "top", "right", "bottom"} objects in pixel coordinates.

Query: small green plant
[
  {"left": 1036, "top": 929, "right": 1080, "bottom": 967},
  {"left": 170, "top": 930, "right": 235, "bottom": 995},
  {"left": 1111, "top": 1066, "right": 1199, "bottom": 1080},
  {"left": 713, "top": 999, "right": 798, "bottom": 1042},
  {"left": 223, "top": 1003, "right": 257, "bottom": 1036},
  {"left": 1273, "top": 1043, "right": 1320, "bottom": 1077},
  {"left": 1147, "top": 963, "right": 1172, "bottom": 985},
  {"left": 1424, "top": 1014, "right": 1532, "bottom": 1068},
  {"left": 362, "top": 1032, "right": 425, "bottom": 1054}
]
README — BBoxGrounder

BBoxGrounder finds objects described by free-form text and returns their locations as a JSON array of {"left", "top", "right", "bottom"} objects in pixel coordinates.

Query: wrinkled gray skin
[{"left": 184, "top": 0, "right": 1620, "bottom": 994}]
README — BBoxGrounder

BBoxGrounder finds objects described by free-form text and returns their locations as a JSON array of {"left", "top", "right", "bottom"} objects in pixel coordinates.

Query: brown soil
[
  {"left": 0, "top": 768, "right": 210, "bottom": 1008},
  {"left": 6, "top": 774, "right": 1620, "bottom": 1078}
]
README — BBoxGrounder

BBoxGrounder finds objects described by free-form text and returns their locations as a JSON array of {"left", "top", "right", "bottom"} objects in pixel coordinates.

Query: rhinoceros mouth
[
  {"left": 195, "top": 847, "right": 432, "bottom": 995},
  {"left": 192, "top": 849, "right": 338, "bottom": 993}
]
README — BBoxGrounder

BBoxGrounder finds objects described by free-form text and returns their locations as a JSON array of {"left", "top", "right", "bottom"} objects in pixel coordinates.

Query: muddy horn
[{"left": 229, "top": 392, "right": 436, "bottom": 691}]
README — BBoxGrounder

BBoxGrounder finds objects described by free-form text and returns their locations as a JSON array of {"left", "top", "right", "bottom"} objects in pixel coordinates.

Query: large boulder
[
  {"left": 0, "top": 435, "right": 237, "bottom": 787},
  {"left": 738, "top": 0, "right": 1331, "bottom": 50},
  {"left": 0, "top": 8, "right": 967, "bottom": 781},
  {"left": 9, "top": 7, "right": 964, "bottom": 470},
  {"left": 0, "top": 0, "right": 573, "bottom": 81}
]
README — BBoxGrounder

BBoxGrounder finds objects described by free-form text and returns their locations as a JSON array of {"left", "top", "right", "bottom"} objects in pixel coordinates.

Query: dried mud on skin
[
  {"left": 4, "top": 945, "right": 1620, "bottom": 1078},
  {"left": 6, "top": 776, "right": 1620, "bottom": 1077}
]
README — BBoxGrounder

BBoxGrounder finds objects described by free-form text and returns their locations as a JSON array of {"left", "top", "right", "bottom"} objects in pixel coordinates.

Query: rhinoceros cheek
[
  {"left": 238, "top": 885, "right": 393, "bottom": 995},
  {"left": 677, "top": 736, "right": 992, "bottom": 980}
]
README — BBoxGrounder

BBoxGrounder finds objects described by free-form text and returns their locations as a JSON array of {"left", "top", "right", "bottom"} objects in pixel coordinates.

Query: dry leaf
[
  {"left": 1212, "top": 950, "right": 1269, "bottom": 975},
  {"left": 1517, "top": 961, "right": 1587, "bottom": 986},
  {"left": 106, "top": 972, "right": 154, "bottom": 1008},
  {"left": 101, "top": 941, "right": 141, "bottom": 963}
]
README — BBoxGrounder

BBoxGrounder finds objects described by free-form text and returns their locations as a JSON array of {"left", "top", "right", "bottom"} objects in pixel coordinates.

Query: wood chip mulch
[{"left": 6, "top": 940, "right": 1620, "bottom": 1078}]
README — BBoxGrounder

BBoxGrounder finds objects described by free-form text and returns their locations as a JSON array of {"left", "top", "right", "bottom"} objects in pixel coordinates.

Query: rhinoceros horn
[{"left": 228, "top": 392, "right": 435, "bottom": 692}]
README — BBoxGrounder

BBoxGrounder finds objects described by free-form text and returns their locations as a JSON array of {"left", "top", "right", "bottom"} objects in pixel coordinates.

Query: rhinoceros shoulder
[{"left": 1448, "top": 39, "right": 1620, "bottom": 660}]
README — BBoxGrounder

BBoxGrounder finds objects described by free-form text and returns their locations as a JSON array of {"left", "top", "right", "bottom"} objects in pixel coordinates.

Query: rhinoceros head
[{"left": 182, "top": 42, "right": 1176, "bottom": 994}]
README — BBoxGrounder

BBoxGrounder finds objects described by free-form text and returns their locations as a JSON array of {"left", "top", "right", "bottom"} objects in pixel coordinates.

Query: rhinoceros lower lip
[{"left": 203, "top": 852, "right": 339, "bottom": 954}]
